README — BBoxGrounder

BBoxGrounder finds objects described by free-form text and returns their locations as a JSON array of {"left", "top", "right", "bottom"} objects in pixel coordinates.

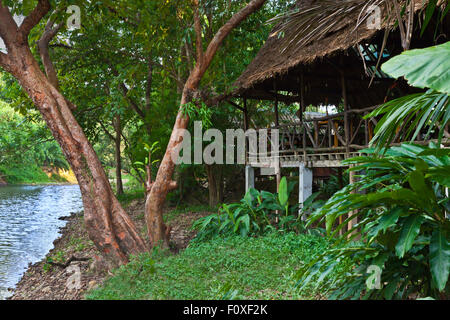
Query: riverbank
[
  {"left": 9, "top": 197, "right": 341, "bottom": 300},
  {"left": 9, "top": 198, "right": 211, "bottom": 300},
  {"left": 0, "top": 165, "right": 77, "bottom": 186}
]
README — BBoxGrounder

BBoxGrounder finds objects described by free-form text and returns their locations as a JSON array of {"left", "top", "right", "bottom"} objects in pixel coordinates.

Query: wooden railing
[{"left": 246, "top": 106, "right": 448, "bottom": 167}]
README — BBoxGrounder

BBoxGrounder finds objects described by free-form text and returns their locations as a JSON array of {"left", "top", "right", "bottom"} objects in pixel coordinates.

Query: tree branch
[
  {"left": 202, "top": 0, "right": 266, "bottom": 73},
  {"left": 99, "top": 121, "right": 117, "bottom": 142},
  {"left": 187, "top": 0, "right": 267, "bottom": 88},
  {"left": 118, "top": 82, "right": 146, "bottom": 119},
  {"left": 145, "top": 55, "right": 153, "bottom": 112},
  {"left": 193, "top": 0, "right": 204, "bottom": 65},
  {"left": 0, "top": 3, "right": 19, "bottom": 49},
  {"left": 37, "top": 15, "right": 64, "bottom": 90},
  {"left": 18, "top": 0, "right": 51, "bottom": 42}
]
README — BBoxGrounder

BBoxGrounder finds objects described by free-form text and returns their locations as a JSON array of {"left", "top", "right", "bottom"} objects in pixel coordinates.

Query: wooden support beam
[
  {"left": 244, "top": 98, "right": 249, "bottom": 165},
  {"left": 274, "top": 82, "right": 279, "bottom": 127},
  {"left": 243, "top": 98, "right": 249, "bottom": 131},
  {"left": 300, "top": 72, "right": 307, "bottom": 160},
  {"left": 227, "top": 99, "right": 244, "bottom": 112},
  {"left": 341, "top": 73, "right": 350, "bottom": 156}
]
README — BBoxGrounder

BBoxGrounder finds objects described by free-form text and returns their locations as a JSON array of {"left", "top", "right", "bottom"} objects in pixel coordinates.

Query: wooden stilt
[
  {"left": 341, "top": 73, "right": 350, "bottom": 157},
  {"left": 300, "top": 71, "right": 307, "bottom": 160}
]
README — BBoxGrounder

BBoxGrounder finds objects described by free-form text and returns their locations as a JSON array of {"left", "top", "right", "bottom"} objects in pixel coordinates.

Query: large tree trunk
[
  {"left": 114, "top": 115, "right": 124, "bottom": 196},
  {"left": 4, "top": 45, "right": 147, "bottom": 266},
  {"left": 145, "top": 0, "right": 267, "bottom": 248}
]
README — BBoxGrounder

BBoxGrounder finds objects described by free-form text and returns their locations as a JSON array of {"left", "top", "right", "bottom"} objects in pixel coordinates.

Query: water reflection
[{"left": 0, "top": 185, "right": 83, "bottom": 299}]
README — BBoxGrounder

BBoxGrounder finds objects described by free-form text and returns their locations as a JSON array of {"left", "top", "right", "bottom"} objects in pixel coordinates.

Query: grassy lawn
[{"left": 86, "top": 232, "right": 346, "bottom": 300}]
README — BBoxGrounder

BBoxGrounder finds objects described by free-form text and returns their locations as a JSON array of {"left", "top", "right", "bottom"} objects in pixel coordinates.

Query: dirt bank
[{"left": 9, "top": 198, "right": 211, "bottom": 300}]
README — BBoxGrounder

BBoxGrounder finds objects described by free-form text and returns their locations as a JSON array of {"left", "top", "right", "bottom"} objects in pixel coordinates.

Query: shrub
[
  {"left": 192, "top": 177, "right": 324, "bottom": 241},
  {"left": 296, "top": 143, "right": 450, "bottom": 299}
]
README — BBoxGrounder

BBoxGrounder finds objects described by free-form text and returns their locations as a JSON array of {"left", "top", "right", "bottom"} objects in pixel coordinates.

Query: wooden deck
[{"left": 245, "top": 106, "right": 449, "bottom": 169}]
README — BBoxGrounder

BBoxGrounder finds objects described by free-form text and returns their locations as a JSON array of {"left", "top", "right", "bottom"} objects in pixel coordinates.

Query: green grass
[
  {"left": 0, "top": 164, "right": 55, "bottom": 184},
  {"left": 164, "top": 204, "right": 215, "bottom": 223},
  {"left": 86, "top": 233, "right": 346, "bottom": 300},
  {"left": 116, "top": 187, "right": 146, "bottom": 205}
]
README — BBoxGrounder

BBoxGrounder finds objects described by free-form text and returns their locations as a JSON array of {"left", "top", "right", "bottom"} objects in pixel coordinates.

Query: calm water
[{"left": 0, "top": 185, "right": 83, "bottom": 299}]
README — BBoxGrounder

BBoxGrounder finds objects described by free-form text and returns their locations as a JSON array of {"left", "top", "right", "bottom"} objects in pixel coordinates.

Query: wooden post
[
  {"left": 333, "top": 121, "right": 339, "bottom": 147},
  {"left": 300, "top": 72, "right": 307, "bottom": 161},
  {"left": 273, "top": 83, "right": 281, "bottom": 192},
  {"left": 341, "top": 73, "right": 350, "bottom": 157},
  {"left": 274, "top": 82, "right": 279, "bottom": 128},
  {"left": 364, "top": 115, "right": 369, "bottom": 146},
  {"left": 243, "top": 98, "right": 249, "bottom": 165},
  {"left": 243, "top": 98, "right": 249, "bottom": 132},
  {"left": 314, "top": 120, "right": 319, "bottom": 146}
]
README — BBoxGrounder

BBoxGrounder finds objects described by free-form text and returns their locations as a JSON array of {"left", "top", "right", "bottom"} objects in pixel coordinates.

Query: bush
[
  {"left": 297, "top": 143, "right": 450, "bottom": 299},
  {"left": 192, "top": 177, "right": 324, "bottom": 241}
]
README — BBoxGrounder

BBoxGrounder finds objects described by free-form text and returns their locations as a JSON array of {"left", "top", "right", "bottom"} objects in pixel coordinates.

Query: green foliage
[
  {"left": 164, "top": 204, "right": 215, "bottom": 223},
  {"left": 297, "top": 143, "right": 450, "bottom": 299},
  {"left": 0, "top": 164, "right": 52, "bottom": 184},
  {"left": 381, "top": 42, "right": 450, "bottom": 95},
  {"left": 0, "top": 101, "right": 68, "bottom": 183},
  {"left": 319, "top": 170, "right": 349, "bottom": 198},
  {"left": 368, "top": 91, "right": 449, "bottom": 149},
  {"left": 193, "top": 177, "right": 323, "bottom": 241},
  {"left": 368, "top": 43, "right": 449, "bottom": 149},
  {"left": 86, "top": 233, "right": 341, "bottom": 300},
  {"left": 181, "top": 99, "right": 213, "bottom": 129}
]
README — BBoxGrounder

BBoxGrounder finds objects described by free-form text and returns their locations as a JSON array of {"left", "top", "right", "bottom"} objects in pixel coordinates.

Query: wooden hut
[{"left": 227, "top": 0, "right": 449, "bottom": 208}]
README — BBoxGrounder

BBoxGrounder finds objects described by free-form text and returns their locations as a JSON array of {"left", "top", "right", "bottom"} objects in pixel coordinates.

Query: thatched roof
[{"left": 231, "top": 0, "right": 446, "bottom": 108}]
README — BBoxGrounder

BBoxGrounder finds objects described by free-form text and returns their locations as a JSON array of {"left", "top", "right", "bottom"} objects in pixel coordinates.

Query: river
[{"left": 0, "top": 185, "right": 83, "bottom": 299}]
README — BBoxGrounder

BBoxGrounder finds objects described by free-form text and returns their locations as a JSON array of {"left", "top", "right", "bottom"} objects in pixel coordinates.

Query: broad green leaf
[
  {"left": 429, "top": 229, "right": 450, "bottom": 292},
  {"left": 395, "top": 215, "right": 424, "bottom": 258},
  {"left": 278, "top": 177, "right": 288, "bottom": 206},
  {"left": 381, "top": 42, "right": 450, "bottom": 94},
  {"left": 378, "top": 207, "right": 402, "bottom": 233}
]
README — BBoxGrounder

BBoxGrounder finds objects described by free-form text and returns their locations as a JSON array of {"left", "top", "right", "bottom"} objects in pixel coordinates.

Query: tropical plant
[
  {"left": 296, "top": 143, "right": 450, "bottom": 299},
  {"left": 368, "top": 41, "right": 450, "bottom": 150},
  {"left": 319, "top": 169, "right": 350, "bottom": 198},
  {"left": 193, "top": 177, "right": 323, "bottom": 241}
]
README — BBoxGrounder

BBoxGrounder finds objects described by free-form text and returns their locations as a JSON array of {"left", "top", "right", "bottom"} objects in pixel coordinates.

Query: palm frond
[{"left": 368, "top": 90, "right": 449, "bottom": 150}]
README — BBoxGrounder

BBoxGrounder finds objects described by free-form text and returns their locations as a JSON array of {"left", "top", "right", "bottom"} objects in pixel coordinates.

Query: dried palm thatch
[{"left": 231, "top": 0, "right": 447, "bottom": 101}]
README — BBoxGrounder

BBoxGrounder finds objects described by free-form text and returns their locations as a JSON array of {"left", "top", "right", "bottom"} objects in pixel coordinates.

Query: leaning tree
[
  {"left": 0, "top": 0, "right": 147, "bottom": 266},
  {"left": 0, "top": 0, "right": 268, "bottom": 262},
  {"left": 145, "top": 0, "right": 267, "bottom": 248}
]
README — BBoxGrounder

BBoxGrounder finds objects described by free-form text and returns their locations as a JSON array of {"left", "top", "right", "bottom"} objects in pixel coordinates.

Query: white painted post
[
  {"left": 299, "top": 164, "right": 313, "bottom": 219},
  {"left": 245, "top": 165, "right": 255, "bottom": 192}
]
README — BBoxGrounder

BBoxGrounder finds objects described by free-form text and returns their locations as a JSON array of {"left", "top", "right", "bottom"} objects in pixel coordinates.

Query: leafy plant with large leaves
[
  {"left": 193, "top": 177, "right": 323, "bottom": 241},
  {"left": 296, "top": 41, "right": 450, "bottom": 299},
  {"left": 296, "top": 143, "right": 450, "bottom": 299},
  {"left": 368, "top": 41, "right": 449, "bottom": 149}
]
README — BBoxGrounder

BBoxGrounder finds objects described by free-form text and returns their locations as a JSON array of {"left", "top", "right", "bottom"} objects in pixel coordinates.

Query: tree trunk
[
  {"left": 145, "top": 0, "right": 267, "bottom": 248},
  {"left": 205, "top": 164, "right": 223, "bottom": 207},
  {"left": 4, "top": 45, "right": 147, "bottom": 266},
  {"left": 114, "top": 115, "right": 124, "bottom": 196}
]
